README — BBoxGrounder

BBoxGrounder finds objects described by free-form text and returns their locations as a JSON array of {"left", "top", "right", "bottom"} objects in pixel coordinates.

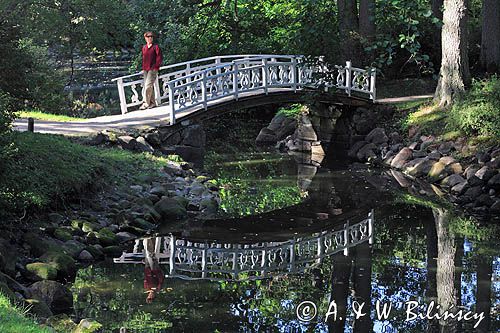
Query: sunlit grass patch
[
  {"left": 0, "top": 293, "right": 52, "bottom": 333},
  {"left": 16, "top": 110, "right": 86, "bottom": 122}
]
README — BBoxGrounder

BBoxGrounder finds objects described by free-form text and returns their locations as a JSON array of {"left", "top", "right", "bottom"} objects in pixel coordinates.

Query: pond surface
[{"left": 72, "top": 145, "right": 500, "bottom": 332}]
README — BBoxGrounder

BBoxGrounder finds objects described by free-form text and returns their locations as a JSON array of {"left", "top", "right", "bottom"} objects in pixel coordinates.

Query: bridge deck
[{"left": 14, "top": 88, "right": 294, "bottom": 135}]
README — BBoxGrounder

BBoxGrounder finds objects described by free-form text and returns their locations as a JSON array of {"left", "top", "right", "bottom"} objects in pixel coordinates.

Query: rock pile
[
  {"left": 90, "top": 123, "right": 206, "bottom": 163},
  {"left": 349, "top": 128, "right": 500, "bottom": 216}
]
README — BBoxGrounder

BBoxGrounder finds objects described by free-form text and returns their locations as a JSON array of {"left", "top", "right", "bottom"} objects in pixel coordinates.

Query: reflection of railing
[
  {"left": 114, "top": 210, "right": 374, "bottom": 281},
  {"left": 112, "top": 54, "right": 376, "bottom": 123}
]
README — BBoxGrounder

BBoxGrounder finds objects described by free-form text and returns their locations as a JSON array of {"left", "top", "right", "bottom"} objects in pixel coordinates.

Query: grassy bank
[
  {"left": 0, "top": 131, "right": 168, "bottom": 216},
  {"left": 392, "top": 76, "right": 500, "bottom": 150},
  {"left": 0, "top": 294, "right": 52, "bottom": 333}
]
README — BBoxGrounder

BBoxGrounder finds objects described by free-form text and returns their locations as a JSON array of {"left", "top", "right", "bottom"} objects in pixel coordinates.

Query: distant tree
[
  {"left": 337, "top": 0, "right": 359, "bottom": 62},
  {"left": 480, "top": 0, "right": 500, "bottom": 73},
  {"left": 359, "top": 0, "right": 375, "bottom": 42},
  {"left": 434, "top": 0, "right": 470, "bottom": 107}
]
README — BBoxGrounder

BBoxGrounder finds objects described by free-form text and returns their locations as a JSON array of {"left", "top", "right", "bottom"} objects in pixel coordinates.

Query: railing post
[
  {"left": 291, "top": 57, "right": 297, "bottom": 93},
  {"left": 202, "top": 70, "right": 207, "bottom": 110},
  {"left": 370, "top": 68, "right": 377, "bottom": 101},
  {"left": 345, "top": 61, "right": 352, "bottom": 97},
  {"left": 262, "top": 58, "right": 268, "bottom": 95},
  {"left": 343, "top": 220, "right": 350, "bottom": 256},
  {"left": 316, "top": 235, "right": 323, "bottom": 264},
  {"left": 368, "top": 209, "right": 374, "bottom": 245},
  {"left": 201, "top": 249, "right": 207, "bottom": 279},
  {"left": 117, "top": 78, "right": 127, "bottom": 115},
  {"left": 168, "top": 82, "right": 176, "bottom": 125},
  {"left": 169, "top": 235, "right": 176, "bottom": 275},
  {"left": 233, "top": 62, "right": 239, "bottom": 101},
  {"left": 215, "top": 57, "right": 222, "bottom": 91}
]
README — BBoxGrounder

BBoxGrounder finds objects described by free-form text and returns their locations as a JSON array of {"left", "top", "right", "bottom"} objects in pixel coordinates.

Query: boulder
[
  {"left": 96, "top": 228, "right": 118, "bottom": 246},
  {"left": 74, "top": 319, "right": 103, "bottom": 333},
  {"left": 391, "top": 148, "right": 413, "bottom": 169},
  {"left": 81, "top": 221, "right": 101, "bottom": 233},
  {"left": 153, "top": 197, "right": 187, "bottom": 220},
  {"left": 54, "top": 228, "right": 73, "bottom": 242},
  {"left": 356, "top": 143, "right": 377, "bottom": 161},
  {"left": 487, "top": 174, "right": 500, "bottom": 191},
  {"left": 405, "top": 158, "right": 434, "bottom": 178},
  {"left": 365, "top": 128, "right": 388, "bottom": 145},
  {"left": 451, "top": 181, "right": 468, "bottom": 195},
  {"left": 24, "top": 298, "right": 53, "bottom": 319},
  {"left": 174, "top": 145, "right": 204, "bottom": 163},
  {"left": 115, "top": 232, "right": 136, "bottom": 243},
  {"left": 102, "top": 246, "right": 123, "bottom": 257},
  {"left": 439, "top": 156, "right": 456, "bottom": 166},
  {"left": 296, "top": 114, "right": 317, "bottom": 141},
  {"left": 447, "top": 162, "right": 463, "bottom": 174},
  {"left": 441, "top": 174, "right": 466, "bottom": 188},
  {"left": 135, "top": 136, "right": 154, "bottom": 153},
  {"left": 26, "top": 263, "right": 57, "bottom": 280},
  {"left": 427, "top": 161, "right": 449, "bottom": 182},
  {"left": 117, "top": 136, "right": 137, "bottom": 150},
  {"left": 275, "top": 118, "right": 297, "bottom": 139},
  {"left": 255, "top": 127, "right": 277, "bottom": 143},
  {"left": 144, "top": 132, "right": 161, "bottom": 147},
  {"left": 78, "top": 250, "right": 94, "bottom": 261},
  {"left": 40, "top": 252, "right": 76, "bottom": 280},
  {"left": 348, "top": 141, "right": 367, "bottom": 159},
  {"left": 475, "top": 166, "right": 497, "bottom": 181},
  {"left": 181, "top": 124, "right": 206, "bottom": 147},
  {"left": 29, "top": 280, "right": 73, "bottom": 315}
]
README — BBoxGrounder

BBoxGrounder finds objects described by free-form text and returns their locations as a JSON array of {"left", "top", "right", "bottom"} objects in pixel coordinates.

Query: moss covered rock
[
  {"left": 29, "top": 281, "right": 73, "bottom": 315},
  {"left": 46, "top": 314, "right": 77, "bottom": 331},
  {"left": 96, "top": 228, "right": 118, "bottom": 246},
  {"left": 74, "top": 319, "right": 103, "bottom": 333},
  {"left": 26, "top": 262, "right": 57, "bottom": 280},
  {"left": 153, "top": 197, "right": 187, "bottom": 220},
  {"left": 81, "top": 221, "right": 101, "bottom": 233},
  {"left": 102, "top": 246, "right": 122, "bottom": 257},
  {"left": 54, "top": 228, "right": 73, "bottom": 242},
  {"left": 40, "top": 252, "right": 76, "bottom": 279}
]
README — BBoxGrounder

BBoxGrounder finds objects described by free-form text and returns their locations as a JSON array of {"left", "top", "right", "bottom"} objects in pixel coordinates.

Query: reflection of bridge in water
[{"left": 114, "top": 210, "right": 373, "bottom": 281}]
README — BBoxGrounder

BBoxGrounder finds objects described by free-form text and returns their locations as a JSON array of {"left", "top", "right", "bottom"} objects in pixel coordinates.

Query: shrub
[
  {"left": 448, "top": 76, "right": 500, "bottom": 137},
  {"left": 0, "top": 90, "right": 15, "bottom": 171}
]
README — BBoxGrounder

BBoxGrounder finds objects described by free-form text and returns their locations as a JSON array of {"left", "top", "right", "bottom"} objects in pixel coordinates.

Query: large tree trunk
[
  {"left": 327, "top": 253, "right": 352, "bottom": 331},
  {"left": 480, "top": 0, "right": 500, "bottom": 73},
  {"left": 359, "top": 0, "right": 375, "bottom": 41},
  {"left": 475, "top": 256, "right": 493, "bottom": 332},
  {"left": 352, "top": 242, "right": 372, "bottom": 332},
  {"left": 434, "top": 0, "right": 470, "bottom": 107},
  {"left": 434, "top": 208, "right": 459, "bottom": 332},
  {"left": 425, "top": 218, "right": 440, "bottom": 333},
  {"left": 338, "top": 0, "right": 359, "bottom": 62}
]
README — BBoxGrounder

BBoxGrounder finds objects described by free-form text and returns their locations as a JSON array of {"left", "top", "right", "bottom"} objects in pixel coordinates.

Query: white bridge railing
[
  {"left": 114, "top": 210, "right": 374, "bottom": 282},
  {"left": 112, "top": 55, "right": 376, "bottom": 124}
]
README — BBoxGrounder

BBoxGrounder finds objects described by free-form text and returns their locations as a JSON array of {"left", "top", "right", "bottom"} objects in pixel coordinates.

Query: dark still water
[{"left": 72, "top": 149, "right": 500, "bottom": 332}]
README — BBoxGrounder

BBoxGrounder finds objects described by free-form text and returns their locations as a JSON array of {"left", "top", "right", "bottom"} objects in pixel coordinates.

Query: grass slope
[
  {"left": 0, "top": 132, "right": 168, "bottom": 215},
  {"left": 0, "top": 294, "right": 52, "bottom": 333}
]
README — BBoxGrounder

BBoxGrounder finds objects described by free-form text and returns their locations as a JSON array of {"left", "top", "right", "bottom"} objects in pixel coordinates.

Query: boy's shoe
[{"left": 139, "top": 104, "right": 148, "bottom": 110}]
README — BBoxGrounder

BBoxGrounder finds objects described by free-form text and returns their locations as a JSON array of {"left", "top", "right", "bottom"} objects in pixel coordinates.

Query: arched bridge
[
  {"left": 113, "top": 210, "right": 374, "bottom": 282},
  {"left": 113, "top": 54, "right": 377, "bottom": 125}
]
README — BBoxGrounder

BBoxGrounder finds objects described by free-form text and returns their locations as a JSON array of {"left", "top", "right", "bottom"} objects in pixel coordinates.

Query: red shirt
[
  {"left": 144, "top": 267, "right": 164, "bottom": 290},
  {"left": 142, "top": 44, "right": 162, "bottom": 71}
]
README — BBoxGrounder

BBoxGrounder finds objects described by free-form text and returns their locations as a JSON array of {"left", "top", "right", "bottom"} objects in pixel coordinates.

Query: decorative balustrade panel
[
  {"left": 114, "top": 211, "right": 374, "bottom": 281},
  {"left": 114, "top": 54, "right": 376, "bottom": 117}
]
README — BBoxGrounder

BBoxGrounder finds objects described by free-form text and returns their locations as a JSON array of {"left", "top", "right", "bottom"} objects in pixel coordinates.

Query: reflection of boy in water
[{"left": 143, "top": 238, "right": 164, "bottom": 303}]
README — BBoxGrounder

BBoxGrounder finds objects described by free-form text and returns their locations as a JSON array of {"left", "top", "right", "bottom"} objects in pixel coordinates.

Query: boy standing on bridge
[{"left": 140, "top": 31, "right": 162, "bottom": 110}]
